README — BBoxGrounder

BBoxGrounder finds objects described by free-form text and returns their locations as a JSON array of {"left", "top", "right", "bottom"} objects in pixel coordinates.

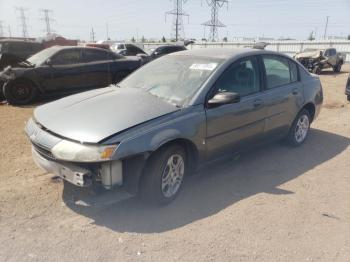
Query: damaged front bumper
[{"left": 26, "top": 118, "right": 123, "bottom": 189}]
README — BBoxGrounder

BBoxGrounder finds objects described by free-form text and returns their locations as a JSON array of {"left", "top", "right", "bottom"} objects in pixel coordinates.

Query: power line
[
  {"left": 166, "top": 0, "right": 189, "bottom": 41},
  {"left": 16, "top": 7, "right": 29, "bottom": 38},
  {"left": 40, "top": 9, "right": 55, "bottom": 35}
]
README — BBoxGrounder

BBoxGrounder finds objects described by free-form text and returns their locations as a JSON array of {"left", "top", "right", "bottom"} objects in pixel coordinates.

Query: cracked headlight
[{"left": 52, "top": 140, "right": 117, "bottom": 162}]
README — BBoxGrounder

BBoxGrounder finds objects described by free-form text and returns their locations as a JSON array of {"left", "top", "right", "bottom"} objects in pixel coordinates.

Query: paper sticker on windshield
[{"left": 190, "top": 63, "right": 217, "bottom": 71}]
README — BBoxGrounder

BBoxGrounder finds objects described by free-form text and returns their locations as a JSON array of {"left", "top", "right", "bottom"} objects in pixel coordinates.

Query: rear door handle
[{"left": 253, "top": 99, "right": 264, "bottom": 108}]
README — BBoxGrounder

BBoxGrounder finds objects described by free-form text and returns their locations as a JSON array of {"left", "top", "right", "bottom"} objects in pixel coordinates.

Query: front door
[
  {"left": 42, "top": 48, "right": 87, "bottom": 91},
  {"left": 205, "top": 56, "right": 267, "bottom": 159}
]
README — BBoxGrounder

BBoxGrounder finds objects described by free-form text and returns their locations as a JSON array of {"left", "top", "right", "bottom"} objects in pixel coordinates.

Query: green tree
[
  {"left": 162, "top": 36, "right": 166, "bottom": 43},
  {"left": 222, "top": 37, "right": 228, "bottom": 42},
  {"left": 131, "top": 36, "right": 135, "bottom": 43},
  {"left": 141, "top": 36, "right": 146, "bottom": 43},
  {"left": 348, "top": 35, "right": 350, "bottom": 40}
]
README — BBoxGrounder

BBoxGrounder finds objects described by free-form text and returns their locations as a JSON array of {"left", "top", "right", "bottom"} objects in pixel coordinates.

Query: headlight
[{"left": 51, "top": 140, "right": 118, "bottom": 162}]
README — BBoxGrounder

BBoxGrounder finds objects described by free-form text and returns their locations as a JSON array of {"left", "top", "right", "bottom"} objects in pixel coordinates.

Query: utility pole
[
  {"left": 8, "top": 25, "right": 12, "bottom": 37},
  {"left": 202, "top": 0, "right": 228, "bottom": 42},
  {"left": 90, "top": 27, "right": 96, "bottom": 42},
  {"left": 323, "top": 16, "right": 329, "bottom": 40},
  {"left": 16, "top": 7, "right": 29, "bottom": 38},
  {"left": 40, "top": 9, "right": 55, "bottom": 35},
  {"left": 165, "top": 0, "right": 189, "bottom": 41},
  {"left": 0, "top": 21, "right": 4, "bottom": 37}
]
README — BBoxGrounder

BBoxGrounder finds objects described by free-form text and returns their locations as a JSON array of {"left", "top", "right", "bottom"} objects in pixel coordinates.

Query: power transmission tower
[
  {"left": 323, "top": 16, "right": 329, "bottom": 40},
  {"left": 40, "top": 9, "right": 55, "bottom": 35},
  {"left": 16, "top": 7, "right": 29, "bottom": 38},
  {"left": 202, "top": 0, "right": 228, "bottom": 42},
  {"left": 165, "top": 0, "right": 189, "bottom": 41},
  {"left": 90, "top": 27, "right": 96, "bottom": 42},
  {"left": 0, "top": 21, "right": 4, "bottom": 37}
]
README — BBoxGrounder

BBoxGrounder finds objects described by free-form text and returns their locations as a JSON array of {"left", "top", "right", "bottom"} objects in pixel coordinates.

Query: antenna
[
  {"left": 16, "top": 7, "right": 29, "bottom": 38},
  {"left": 165, "top": 0, "right": 189, "bottom": 41},
  {"left": 40, "top": 9, "right": 55, "bottom": 35},
  {"left": 202, "top": 0, "right": 228, "bottom": 42}
]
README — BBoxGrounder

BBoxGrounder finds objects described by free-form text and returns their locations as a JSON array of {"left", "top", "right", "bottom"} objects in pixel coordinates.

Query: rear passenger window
[
  {"left": 84, "top": 49, "right": 108, "bottom": 62},
  {"left": 263, "top": 55, "right": 297, "bottom": 89}
]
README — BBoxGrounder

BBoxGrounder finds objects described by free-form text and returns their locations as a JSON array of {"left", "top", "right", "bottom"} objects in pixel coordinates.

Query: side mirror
[
  {"left": 208, "top": 92, "right": 240, "bottom": 107},
  {"left": 46, "top": 58, "right": 52, "bottom": 66}
]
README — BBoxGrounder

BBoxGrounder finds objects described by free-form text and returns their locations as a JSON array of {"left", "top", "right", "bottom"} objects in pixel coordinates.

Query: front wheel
[
  {"left": 3, "top": 79, "right": 37, "bottom": 105},
  {"left": 141, "top": 145, "right": 186, "bottom": 205},
  {"left": 312, "top": 66, "right": 321, "bottom": 75},
  {"left": 347, "top": 95, "right": 350, "bottom": 102},
  {"left": 112, "top": 71, "right": 130, "bottom": 84},
  {"left": 286, "top": 109, "right": 311, "bottom": 147}
]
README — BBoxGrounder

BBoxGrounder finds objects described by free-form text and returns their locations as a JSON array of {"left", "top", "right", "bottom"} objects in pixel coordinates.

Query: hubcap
[
  {"left": 12, "top": 84, "right": 31, "bottom": 101},
  {"left": 161, "top": 154, "right": 185, "bottom": 198},
  {"left": 295, "top": 114, "right": 309, "bottom": 143}
]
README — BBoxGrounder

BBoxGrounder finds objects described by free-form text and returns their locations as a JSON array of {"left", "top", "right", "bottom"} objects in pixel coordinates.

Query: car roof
[
  {"left": 170, "top": 47, "right": 285, "bottom": 60},
  {"left": 47, "top": 45, "right": 112, "bottom": 52},
  {"left": 0, "top": 39, "right": 41, "bottom": 44}
]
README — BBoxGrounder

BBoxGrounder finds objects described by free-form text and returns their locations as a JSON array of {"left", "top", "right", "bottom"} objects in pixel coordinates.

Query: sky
[{"left": 0, "top": 0, "right": 349, "bottom": 41}]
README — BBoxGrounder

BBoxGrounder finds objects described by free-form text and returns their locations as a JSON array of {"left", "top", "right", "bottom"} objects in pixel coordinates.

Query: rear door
[
  {"left": 42, "top": 48, "right": 86, "bottom": 91},
  {"left": 205, "top": 56, "right": 267, "bottom": 159},
  {"left": 261, "top": 55, "right": 304, "bottom": 137},
  {"left": 82, "top": 48, "right": 110, "bottom": 87}
]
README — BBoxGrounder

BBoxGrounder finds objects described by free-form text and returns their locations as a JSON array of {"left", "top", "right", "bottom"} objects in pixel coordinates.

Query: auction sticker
[{"left": 190, "top": 63, "right": 218, "bottom": 71}]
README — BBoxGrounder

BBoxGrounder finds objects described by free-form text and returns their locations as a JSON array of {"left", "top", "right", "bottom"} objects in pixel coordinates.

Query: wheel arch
[{"left": 301, "top": 102, "right": 316, "bottom": 123}]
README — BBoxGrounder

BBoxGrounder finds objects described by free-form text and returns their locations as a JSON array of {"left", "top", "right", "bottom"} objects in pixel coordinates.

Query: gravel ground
[{"left": 0, "top": 65, "right": 350, "bottom": 262}]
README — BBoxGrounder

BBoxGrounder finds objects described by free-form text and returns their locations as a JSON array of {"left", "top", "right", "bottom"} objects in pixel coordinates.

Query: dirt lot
[{"left": 1, "top": 66, "right": 350, "bottom": 262}]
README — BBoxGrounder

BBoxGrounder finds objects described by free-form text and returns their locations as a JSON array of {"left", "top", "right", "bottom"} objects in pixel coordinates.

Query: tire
[
  {"left": 3, "top": 79, "right": 37, "bottom": 105},
  {"left": 112, "top": 71, "right": 130, "bottom": 84},
  {"left": 286, "top": 109, "right": 311, "bottom": 147},
  {"left": 333, "top": 64, "right": 341, "bottom": 73},
  {"left": 141, "top": 144, "right": 187, "bottom": 205},
  {"left": 347, "top": 95, "right": 350, "bottom": 102},
  {"left": 312, "top": 66, "right": 321, "bottom": 75}
]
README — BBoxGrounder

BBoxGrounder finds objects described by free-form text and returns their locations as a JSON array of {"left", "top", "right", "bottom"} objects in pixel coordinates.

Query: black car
[
  {"left": 149, "top": 45, "right": 187, "bottom": 60},
  {"left": 0, "top": 39, "right": 44, "bottom": 71},
  {"left": 114, "top": 43, "right": 147, "bottom": 57},
  {"left": 0, "top": 46, "right": 142, "bottom": 105},
  {"left": 346, "top": 75, "right": 350, "bottom": 101}
]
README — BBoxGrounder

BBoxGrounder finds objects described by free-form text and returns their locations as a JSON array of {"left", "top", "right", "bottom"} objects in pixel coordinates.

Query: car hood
[
  {"left": 34, "top": 87, "right": 179, "bottom": 143},
  {"left": 294, "top": 50, "right": 322, "bottom": 59}
]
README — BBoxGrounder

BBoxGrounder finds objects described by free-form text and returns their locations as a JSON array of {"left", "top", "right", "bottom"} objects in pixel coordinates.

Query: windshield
[
  {"left": 27, "top": 47, "right": 59, "bottom": 66},
  {"left": 119, "top": 55, "right": 223, "bottom": 106}
]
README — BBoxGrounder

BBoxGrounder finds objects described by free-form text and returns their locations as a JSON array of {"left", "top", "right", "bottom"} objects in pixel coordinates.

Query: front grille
[{"left": 32, "top": 142, "right": 55, "bottom": 160}]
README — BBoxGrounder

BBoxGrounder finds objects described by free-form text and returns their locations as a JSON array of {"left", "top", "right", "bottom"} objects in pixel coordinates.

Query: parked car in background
[
  {"left": 25, "top": 48, "right": 323, "bottom": 205},
  {"left": 148, "top": 44, "right": 187, "bottom": 60},
  {"left": 86, "top": 43, "right": 111, "bottom": 50},
  {"left": 294, "top": 47, "right": 345, "bottom": 74},
  {"left": 0, "top": 39, "right": 44, "bottom": 71},
  {"left": 0, "top": 46, "right": 141, "bottom": 105},
  {"left": 346, "top": 75, "right": 350, "bottom": 101},
  {"left": 112, "top": 43, "right": 147, "bottom": 56}
]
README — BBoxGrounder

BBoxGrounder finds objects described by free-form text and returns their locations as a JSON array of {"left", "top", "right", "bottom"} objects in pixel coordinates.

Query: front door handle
[
  {"left": 292, "top": 88, "right": 299, "bottom": 95},
  {"left": 253, "top": 99, "right": 264, "bottom": 108}
]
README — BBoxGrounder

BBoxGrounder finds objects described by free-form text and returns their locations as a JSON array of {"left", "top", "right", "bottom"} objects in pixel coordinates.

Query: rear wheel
[
  {"left": 141, "top": 145, "right": 186, "bottom": 205},
  {"left": 3, "top": 79, "right": 37, "bottom": 105},
  {"left": 347, "top": 95, "right": 350, "bottom": 102},
  {"left": 333, "top": 64, "right": 342, "bottom": 73},
  {"left": 286, "top": 109, "right": 311, "bottom": 147}
]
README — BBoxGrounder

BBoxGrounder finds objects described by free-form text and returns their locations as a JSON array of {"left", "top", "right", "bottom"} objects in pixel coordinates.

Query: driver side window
[{"left": 214, "top": 56, "right": 260, "bottom": 97}]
